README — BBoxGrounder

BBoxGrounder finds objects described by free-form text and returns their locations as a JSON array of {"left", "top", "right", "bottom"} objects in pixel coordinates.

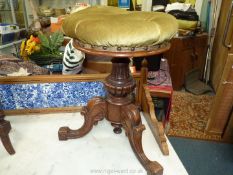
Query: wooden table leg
[{"left": 0, "top": 110, "right": 15, "bottom": 155}]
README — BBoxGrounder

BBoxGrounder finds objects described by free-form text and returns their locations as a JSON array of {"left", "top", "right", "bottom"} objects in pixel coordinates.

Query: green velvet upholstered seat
[{"left": 62, "top": 6, "right": 178, "bottom": 51}]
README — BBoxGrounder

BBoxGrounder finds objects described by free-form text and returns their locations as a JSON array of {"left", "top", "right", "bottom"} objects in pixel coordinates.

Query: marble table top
[{"left": 0, "top": 112, "right": 188, "bottom": 175}]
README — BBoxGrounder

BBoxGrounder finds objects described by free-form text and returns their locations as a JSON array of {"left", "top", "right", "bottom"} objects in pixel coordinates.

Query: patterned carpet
[{"left": 167, "top": 91, "right": 221, "bottom": 141}]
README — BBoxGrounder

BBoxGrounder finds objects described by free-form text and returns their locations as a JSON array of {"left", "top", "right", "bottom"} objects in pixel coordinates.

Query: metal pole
[
  {"left": 22, "top": 0, "right": 29, "bottom": 29},
  {"left": 9, "top": 0, "right": 16, "bottom": 24},
  {"left": 203, "top": 0, "right": 222, "bottom": 83}
]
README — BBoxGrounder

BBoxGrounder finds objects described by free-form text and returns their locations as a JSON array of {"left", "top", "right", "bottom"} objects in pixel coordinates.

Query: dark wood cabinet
[{"left": 164, "top": 33, "right": 208, "bottom": 90}]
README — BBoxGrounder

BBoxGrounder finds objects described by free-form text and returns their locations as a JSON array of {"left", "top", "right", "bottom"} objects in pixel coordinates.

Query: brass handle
[
  {"left": 194, "top": 52, "right": 198, "bottom": 60},
  {"left": 191, "top": 52, "right": 198, "bottom": 60},
  {"left": 222, "top": 64, "right": 233, "bottom": 84},
  {"left": 222, "top": 81, "right": 233, "bottom": 85},
  {"left": 222, "top": 1, "right": 233, "bottom": 49}
]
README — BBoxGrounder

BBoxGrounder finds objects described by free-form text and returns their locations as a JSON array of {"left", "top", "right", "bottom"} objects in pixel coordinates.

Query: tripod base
[{"left": 58, "top": 57, "right": 164, "bottom": 175}]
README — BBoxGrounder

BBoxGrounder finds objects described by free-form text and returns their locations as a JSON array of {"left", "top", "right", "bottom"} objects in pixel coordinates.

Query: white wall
[
  {"left": 195, "top": 0, "right": 203, "bottom": 17},
  {"left": 141, "top": 0, "right": 152, "bottom": 11}
]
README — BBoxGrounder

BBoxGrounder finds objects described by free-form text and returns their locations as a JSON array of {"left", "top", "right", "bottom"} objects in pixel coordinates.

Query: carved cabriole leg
[
  {"left": 121, "top": 104, "right": 163, "bottom": 175},
  {"left": 1, "top": 133, "right": 15, "bottom": 155},
  {"left": 0, "top": 110, "right": 15, "bottom": 155},
  {"left": 58, "top": 97, "right": 107, "bottom": 140}
]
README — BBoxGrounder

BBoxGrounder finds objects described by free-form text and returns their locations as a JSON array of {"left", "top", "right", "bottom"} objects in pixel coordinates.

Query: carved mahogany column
[
  {"left": 104, "top": 57, "right": 136, "bottom": 133},
  {"left": 0, "top": 110, "right": 15, "bottom": 155},
  {"left": 105, "top": 58, "right": 163, "bottom": 175}
]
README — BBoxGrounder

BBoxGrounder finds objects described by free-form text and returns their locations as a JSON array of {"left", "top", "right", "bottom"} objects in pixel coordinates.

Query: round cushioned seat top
[{"left": 62, "top": 6, "right": 178, "bottom": 49}]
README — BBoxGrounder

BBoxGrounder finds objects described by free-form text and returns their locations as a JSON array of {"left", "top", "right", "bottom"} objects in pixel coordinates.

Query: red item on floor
[{"left": 147, "top": 58, "right": 173, "bottom": 127}]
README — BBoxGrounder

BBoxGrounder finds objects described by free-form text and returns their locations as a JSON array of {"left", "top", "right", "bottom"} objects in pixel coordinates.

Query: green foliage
[
  {"left": 30, "top": 32, "right": 64, "bottom": 66},
  {"left": 38, "top": 33, "right": 50, "bottom": 50},
  {"left": 38, "top": 31, "right": 64, "bottom": 55},
  {"left": 50, "top": 32, "right": 64, "bottom": 52}
]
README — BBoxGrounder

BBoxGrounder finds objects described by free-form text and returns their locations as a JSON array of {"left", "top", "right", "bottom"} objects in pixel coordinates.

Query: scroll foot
[
  {"left": 58, "top": 97, "right": 107, "bottom": 140},
  {"left": 122, "top": 104, "right": 163, "bottom": 175}
]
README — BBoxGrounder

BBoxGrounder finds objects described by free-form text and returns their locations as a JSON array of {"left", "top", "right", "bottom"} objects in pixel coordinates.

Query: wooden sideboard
[{"left": 164, "top": 33, "right": 208, "bottom": 90}]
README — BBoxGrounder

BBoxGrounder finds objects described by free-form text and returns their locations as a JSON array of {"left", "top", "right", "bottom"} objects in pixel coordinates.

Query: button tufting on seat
[{"left": 62, "top": 6, "right": 178, "bottom": 49}]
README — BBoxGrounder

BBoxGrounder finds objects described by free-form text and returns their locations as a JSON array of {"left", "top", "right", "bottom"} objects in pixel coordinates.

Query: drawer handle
[
  {"left": 222, "top": 81, "right": 233, "bottom": 85},
  {"left": 222, "top": 1, "right": 233, "bottom": 49},
  {"left": 191, "top": 52, "right": 198, "bottom": 60}
]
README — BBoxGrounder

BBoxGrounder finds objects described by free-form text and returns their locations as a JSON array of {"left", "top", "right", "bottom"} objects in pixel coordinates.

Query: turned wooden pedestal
[
  {"left": 0, "top": 110, "right": 15, "bottom": 155},
  {"left": 58, "top": 41, "right": 171, "bottom": 175}
]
